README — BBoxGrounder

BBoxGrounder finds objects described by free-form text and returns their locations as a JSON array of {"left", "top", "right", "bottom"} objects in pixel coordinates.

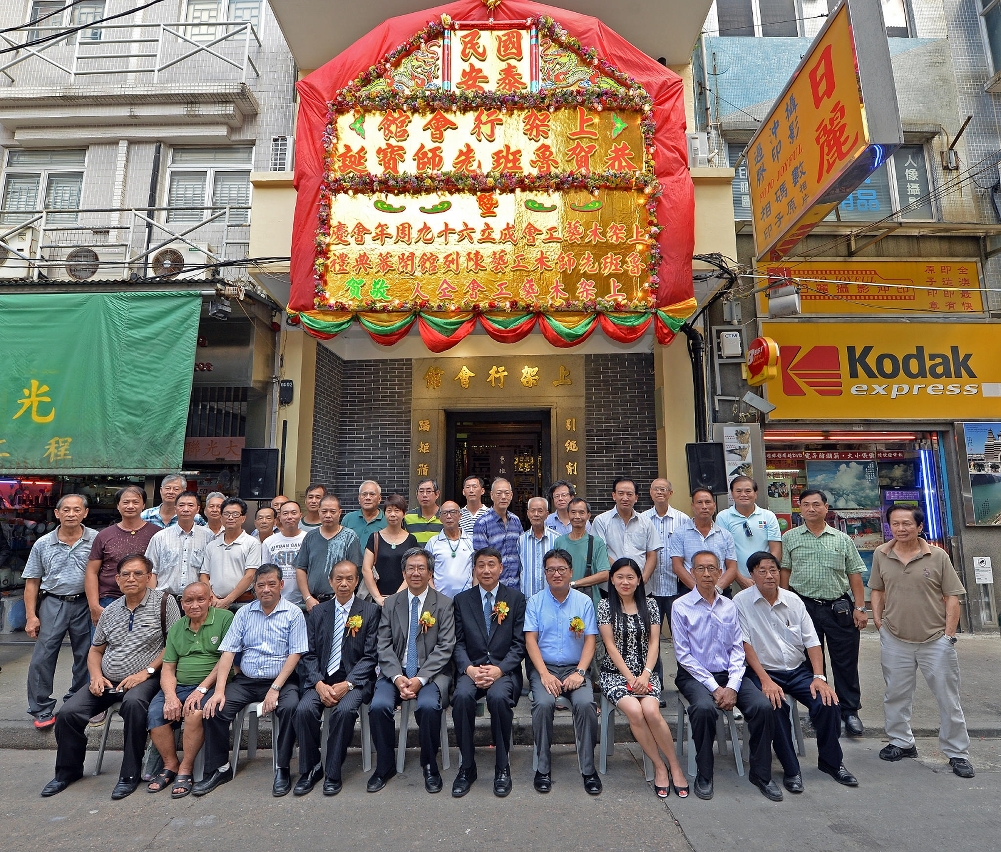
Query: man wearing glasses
[
  {"left": 670, "top": 488, "right": 738, "bottom": 596},
  {"left": 341, "top": 480, "right": 387, "bottom": 549},
  {"left": 472, "top": 478, "right": 524, "bottom": 589},
  {"left": 717, "top": 476, "right": 782, "bottom": 591},
  {"left": 427, "top": 501, "right": 475, "bottom": 600},
  {"left": 200, "top": 498, "right": 262, "bottom": 611},
  {"left": 405, "top": 478, "right": 444, "bottom": 544}
]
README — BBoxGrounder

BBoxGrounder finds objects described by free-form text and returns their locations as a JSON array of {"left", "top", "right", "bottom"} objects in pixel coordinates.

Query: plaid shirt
[
  {"left": 781, "top": 524, "right": 865, "bottom": 600},
  {"left": 473, "top": 508, "right": 524, "bottom": 588}
]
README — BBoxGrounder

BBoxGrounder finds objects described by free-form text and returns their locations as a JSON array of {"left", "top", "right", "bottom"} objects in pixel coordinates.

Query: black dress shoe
[
  {"left": 366, "top": 768, "right": 396, "bottom": 793},
  {"left": 783, "top": 773, "right": 804, "bottom": 793},
  {"left": 750, "top": 775, "right": 784, "bottom": 801},
  {"left": 879, "top": 743, "right": 918, "bottom": 761},
  {"left": 950, "top": 758, "right": 975, "bottom": 779},
  {"left": 843, "top": 714, "right": 865, "bottom": 737},
  {"left": 533, "top": 771, "right": 551, "bottom": 793},
  {"left": 493, "top": 765, "right": 512, "bottom": 797},
  {"left": 293, "top": 764, "right": 324, "bottom": 796},
  {"left": 41, "top": 776, "right": 78, "bottom": 797},
  {"left": 323, "top": 778, "right": 343, "bottom": 796},
  {"left": 451, "top": 765, "right": 477, "bottom": 798},
  {"left": 583, "top": 773, "right": 602, "bottom": 795},
  {"left": 694, "top": 775, "right": 713, "bottom": 800},
  {"left": 191, "top": 767, "right": 233, "bottom": 797},
  {"left": 272, "top": 768, "right": 292, "bottom": 797},
  {"left": 424, "top": 764, "right": 443, "bottom": 794},
  {"left": 111, "top": 777, "right": 140, "bottom": 800},
  {"left": 819, "top": 762, "right": 859, "bottom": 786}
]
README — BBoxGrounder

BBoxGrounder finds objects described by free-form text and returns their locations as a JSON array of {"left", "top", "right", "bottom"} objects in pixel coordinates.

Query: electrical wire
[
  {"left": 0, "top": 0, "right": 102, "bottom": 35},
  {"left": 702, "top": 13, "right": 829, "bottom": 37}
]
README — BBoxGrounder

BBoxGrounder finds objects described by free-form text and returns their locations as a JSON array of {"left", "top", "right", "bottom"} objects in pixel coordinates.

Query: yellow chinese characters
[
  {"left": 454, "top": 366, "right": 475, "bottom": 389},
  {"left": 14, "top": 379, "right": 55, "bottom": 423},
  {"left": 43, "top": 437, "right": 72, "bottom": 462},
  {"left": 520, "top": 366, "right": 539, "bottom": 388}
]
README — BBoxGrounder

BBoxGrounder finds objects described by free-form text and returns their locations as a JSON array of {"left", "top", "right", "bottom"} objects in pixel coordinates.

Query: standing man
[
  {"left": 472, "top": 478, "right": 524, "bottom": 588},
  {"left": 203, "top": 492, "right": 226, "bottom": 538},
  {"left": 642, "top": 478, "right": 686, "bottom": 628},
  {"left": 405, "top": 478, "right": 444, "bottom": 544},
  {"left": 294, "top": 495, "right": 362, "bottom": 610},
  {"left": 735, "top": 551, "right": 858, "bottom": 792},
  {"left": 367, "top": 548, "right": 455, "bottom": 794},
  {"left": 252, "top": 506, "right": 277, "bottom": 542},
  {"left": 672, "top": 551, "right": 777, "bottom": 801},
  {"left": 670, "top": 488, "right": 738, "bottom": 594},
  {"left": 41, "top": 555, "right": 181, "bottom": 799},
  {"left": 546, "top": 480, "right": 588, "bottom": 537},
  {"left": 146, "top": 492, "right": 214, "bottom": 597},
  {"left": 299, "top": 483, "right": 326, "bottom": 531},
  {"left": 525, "top": 548, "right": 601, "bottom": 796},
  {"left": 200, "top": 497, "right": 262, "bottom": 611},
  {"left": 427, "top": 501, "right": 475, "bottom": 600},
  {"left": 459, "top": 476, "right": 489, "bottom": 537},
  {"left": 271, "top": 495, "right": 290, "bottom": 515},
  {"left": 193, "top": 564, "right": 307, "bottom": 798},
  {"left": 717, "top": 476, "right": 782, "bottom": 590},
  {"left": 450, "top": 547, "right": 526, "bottom": 798},
  {"left": 554, "top": 497, "right": 608, "bottom": 607},
  {"left": 24, "top": 494, "right": 97, "bottom": 729},
  {"left": 141, "top": 474, "right": 205, "bottom": 529},
  {"left": 870, "top": 506, "right": 974, "bottom": 778},
  {"left": 261, "top": 500, "right": 307, "bottom": 608},
  {"left": 293, "top": 559, "right": 380, "bottom": 796},
  {"left": 592, "top": 477, "right": 658, "bottom": 581},
  {"left": 781, "top": 489, "right": 867, "bottom": 737},
  {"left": 518, "top": 497, "right": 558, "bottom": 600},
  {"left": 341, "top": 480, "right": 387, "bottom": 547}
]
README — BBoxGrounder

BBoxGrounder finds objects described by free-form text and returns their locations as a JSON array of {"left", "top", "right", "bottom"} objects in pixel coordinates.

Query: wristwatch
[
  {"left": 346, "top": 681, "right": 355, "bottom": 691},
  {"left": 575, "top": 668, "right": 586, "bottom": 679},
  {"left": 196, "top": 686, "right": 209, "bottom": 695},
  {"left": 854, "top": 607, "right": 867, "bottom": 613},
  {"left": 812, "top": 674, "right": 827, "bottom": 682},
  {"left": 146, "top": 666, "right": 156, "bottom": 677},
  {"left": 569, "top": 580, "right": 576, "bottom": 588},
  {"left": 945, "top": 635, "right": 958, "bottom": 645}
]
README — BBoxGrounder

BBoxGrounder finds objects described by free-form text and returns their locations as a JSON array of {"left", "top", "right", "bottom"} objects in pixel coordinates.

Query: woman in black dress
[{"left": 362, "top": 493, "right": 418, "bottom": 604}]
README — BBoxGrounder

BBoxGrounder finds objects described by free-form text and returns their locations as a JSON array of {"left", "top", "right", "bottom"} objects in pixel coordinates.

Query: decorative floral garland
[{"left": 313, "top": 14, "right": 664, "bottom": 316}]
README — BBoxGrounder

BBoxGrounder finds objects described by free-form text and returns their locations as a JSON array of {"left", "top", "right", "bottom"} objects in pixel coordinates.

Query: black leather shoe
[
  {"left": 533, "top": 771, "right": 551, "bottom": 793},
  {"left": 493, "top": 765, "right": 512, "bottom": 797},
  {"left": 272, "top": 768, "right": 292, "bottom": 797},
  {"left": 41, "top": 776, "right": 78, "bottom": 797},
  {"left": 694, "top": 775, "right": 713, "bottom": 800},
  {"left": 843, "top": 714, "right": 865, "bottom": 737},
  {"left": 950, "top": 758, "right": 975, "bottom": 779},
  {"left": 293, "top": 764, "right": 323, "bottom": 796},
  {"left": 451, "top": 765, "right": 477, "bottom": 798},
  {"left": 111, "top": 777, "right": 140, "bottom": 800},
  {"left": 191, "top": 767, "right": 233, "bottom": 797},
  {"left": 783, "top": 773, "right": 804, "bottom": 793},
  {"left": 366, "top": 768, "right": 396, "bottom": 793},
  {"left": 819, "top": 762, "right": 859, "bottom": 786},
  {"left": 323, "top": 778, "right": 343, "bottom": 796},
  {"left": 583, "top": 773, "right": 602, "bottom": 795},
  {"left": 424, "top": 764, "right": 443, "bottom": 794},
  {"left": 879, "top": 743, "right": 918, "bottom": 761},
  {"left": 750, "top": 775, "right": 784, "bottom": 802}
]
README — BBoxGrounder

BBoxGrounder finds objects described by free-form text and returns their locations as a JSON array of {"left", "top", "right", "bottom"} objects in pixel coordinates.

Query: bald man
[{"left": 427, "top": 501, "right": 475, "bottom": 600}]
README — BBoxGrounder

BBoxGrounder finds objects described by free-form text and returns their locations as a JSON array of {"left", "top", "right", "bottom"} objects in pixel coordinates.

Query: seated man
[
  {"left": 367, "top": 547, "right": 455, "bottom": 794},
  {"left": 735, "top": 552, "right": 858, "bottom": 793},
  {"left": 525, "top": 548, "right": 601, "bottom": 796},
  {"left": 450, "top": 547, "right": 527, "bottom": 798},
  {"left": 672, "top": 550, "right": 777, "bottom": 801},
  {"left": 293, "top": 560, "right": 380, "bottom": 796},
  {"left": 192, "top": 564, "right": 307, "bottom": 798},
  {"left": 42, "top": 554, "right": 181, "bottom": 800},
  {"left": 146, "top": 582, "right": 233, "bottom": 798}
]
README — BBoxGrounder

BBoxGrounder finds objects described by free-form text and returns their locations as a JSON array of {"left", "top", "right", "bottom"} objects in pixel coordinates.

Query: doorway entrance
[{"left": 445, "top": 410, "right": 551, "bottom": 526}]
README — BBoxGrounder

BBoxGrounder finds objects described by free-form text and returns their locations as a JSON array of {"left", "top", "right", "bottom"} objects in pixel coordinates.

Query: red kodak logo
[{"left": 780, "top": 345, "right": 843, "bottom": 396}]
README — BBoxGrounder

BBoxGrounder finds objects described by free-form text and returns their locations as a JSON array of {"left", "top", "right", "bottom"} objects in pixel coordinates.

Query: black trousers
[
  {"left": 54, "top": 676, "right": 160, "bottom": 782},
  {"left": 369, "top": 676, "right": 442, "bottom": 777},
  {"left": 675, "top": 667, "right": 774, "bottom": 783},
  {"left": 451, "top": 673, "right": 519, "bottom": 771},
  {"left": 796, "top": 593, "right": 861, "bottom": 717},
  {"left": 293, "top": 677, "right": 365, "bottom": 780},
  {"left": 202, "top": 672, "right": 299, "bottom": 775}
]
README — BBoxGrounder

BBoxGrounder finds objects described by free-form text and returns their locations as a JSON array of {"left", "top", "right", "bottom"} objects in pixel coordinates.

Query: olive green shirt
[
  {"left": 555, "top": 533, "right": 608, "bottom": 608},
  {"left": 163, "top": 606, "right": 234, "bottom": 686},
  {"left": 780, "top": 523, "right": 864, "bottom": 600}
]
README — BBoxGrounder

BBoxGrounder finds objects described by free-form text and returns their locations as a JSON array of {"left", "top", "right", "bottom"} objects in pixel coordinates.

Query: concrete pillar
[{"left": 277, "top": 325, "right": 317, "bottom": 502}]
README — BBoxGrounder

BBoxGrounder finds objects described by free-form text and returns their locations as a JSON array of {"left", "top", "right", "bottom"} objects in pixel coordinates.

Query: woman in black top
[{"left": 362, "top": 493, "right": 418, "bottom": 604}]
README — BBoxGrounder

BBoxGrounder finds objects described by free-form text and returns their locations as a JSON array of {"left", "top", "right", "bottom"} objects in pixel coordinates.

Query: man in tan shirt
[{"left": 869, "top": 505, "right": 973, "bottom": 778}]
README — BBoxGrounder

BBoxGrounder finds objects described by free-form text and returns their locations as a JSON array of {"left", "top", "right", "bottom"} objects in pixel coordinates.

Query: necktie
[
  {"left": 484, "top": 591, "right": 493, "bottom": 638},
  {"left": 327, "top": 605, "right": 346, "bottom": 675},
  {"left": 406, "top": 596, "right": 419, "bottom": 678}
]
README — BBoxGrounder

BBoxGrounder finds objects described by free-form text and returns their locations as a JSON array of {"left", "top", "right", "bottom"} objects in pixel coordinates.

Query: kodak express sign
[{"left": 759, "top": 322, "right": 1001, "bottom": 420}]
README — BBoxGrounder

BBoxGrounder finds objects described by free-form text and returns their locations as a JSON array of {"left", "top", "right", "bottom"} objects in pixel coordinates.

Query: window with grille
[
  {"left": 187, "top": 386, "right": 248, "bottom": 438},
  {"left": 270, "top": 136, "right": 292, "bottom": 171},
  {"left": 1, "top": 148, "right": 85, "bottom": 225},
  {"left": 186, "top": 0, "right": 260, "bottom": 42},
  {"left": 166, "top": 146, "right": 253, "bottom": 224},
  {"left": 27, "top": 1, "right": 105, "bottom": 44}
]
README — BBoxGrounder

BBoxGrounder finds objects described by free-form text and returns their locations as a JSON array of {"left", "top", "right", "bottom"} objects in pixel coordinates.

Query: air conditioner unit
[
  {"left": 149, "top": 241, "right": 215, "bottom": 280},
  {"left": 50, "top": 245, "right": 127, "bottom": 282},
  {"left": 687, "top": 132, "right": 709, "bottom": 169},
  {"left": 0, "top": 226, "right": 38, "bottom": 280}
]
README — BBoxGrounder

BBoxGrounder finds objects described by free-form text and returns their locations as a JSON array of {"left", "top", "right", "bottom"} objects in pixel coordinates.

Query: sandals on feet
[
  {"left": 672, "top": 776, "right": 690, "bottom": 798},
  {"left": 147, "top": 769, "right": 177, "bottom": 793},
  {"left": 171, "top": 774, "right": 194, "bottom": 799}
]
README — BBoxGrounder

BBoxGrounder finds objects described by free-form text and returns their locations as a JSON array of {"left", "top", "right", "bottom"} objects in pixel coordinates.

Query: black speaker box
[
  {"left": 239, "top": 448, "right": 279, "bottom": 500},
  {"left": 685, "top": 442, "right": 729, "bottom": 495}
]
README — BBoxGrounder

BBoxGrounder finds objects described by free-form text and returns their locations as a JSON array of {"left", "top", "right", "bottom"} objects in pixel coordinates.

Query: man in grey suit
[{"left": 367, "top": 547, "right": 455, "bottom": 794}]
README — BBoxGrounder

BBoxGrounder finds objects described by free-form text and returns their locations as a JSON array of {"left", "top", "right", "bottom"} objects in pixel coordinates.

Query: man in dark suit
[
  {"left": 450, "top": 546, "right": 526, "bottom": 798},
  {"left": 292, "top": 559, "right": 379, "bottom": 796},
  {"left": 367, "top": 547, "right": 455, "bottom": 794}
]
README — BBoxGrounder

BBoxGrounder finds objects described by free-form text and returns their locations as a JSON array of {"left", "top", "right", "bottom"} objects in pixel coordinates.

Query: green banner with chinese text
[{"left": 0, "top": 292, "right": 201, "bottom": 474}]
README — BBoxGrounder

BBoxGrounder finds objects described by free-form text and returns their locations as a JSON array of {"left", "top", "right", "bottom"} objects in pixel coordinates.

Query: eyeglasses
[
  {"left": 492, "top": 489, "right": 513, "bottom": 496},
  {"left": 544, "top": 565, "right": 570, "bottom": 575},
  {"left": 440, "top": 509, "right": 460, "bottom": 515},
  {"left": 691, "top": 564, "right": 721, "bottom": 575},
  {"left": 222, "top": 512, "right": 244, "bottom": 519},
  {"left": 118, "top": 571, "right": 147, "bottom": 579},
  {"left": 359, "top": 491, "right": 379, "bottom": 498}
]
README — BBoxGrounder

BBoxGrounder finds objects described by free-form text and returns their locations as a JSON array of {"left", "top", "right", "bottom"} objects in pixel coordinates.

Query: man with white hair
[
  {"left": 518, "top": 497, "right": 557, "bottom": 599},
  {"left": 141, "top": 474, "right": 205, "bottom": 529},
  {"left": 341, "top": 480, "right": 387, "bottom": 548}
]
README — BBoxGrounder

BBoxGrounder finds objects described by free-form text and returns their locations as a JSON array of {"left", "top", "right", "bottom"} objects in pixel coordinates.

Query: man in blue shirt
[
  {"left": 716, "top": 476, "right": 782, "bottom": 590},
  {"left": 525, "top": 548, "right": 601, "bottom": 796},
  {"left": 473, "top": 478, "right": 523, "bottom": 588}
]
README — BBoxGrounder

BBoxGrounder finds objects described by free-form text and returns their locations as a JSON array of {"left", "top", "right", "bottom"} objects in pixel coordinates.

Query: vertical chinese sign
[
  {"left": 0, "top": 292, "right": 200, "bottom": 473},
  {"left": 746, "top": 0, "right": 903, "bottom": 261},
  {"left": 289, "top": 3, "right": 696, "bottom": 350}
]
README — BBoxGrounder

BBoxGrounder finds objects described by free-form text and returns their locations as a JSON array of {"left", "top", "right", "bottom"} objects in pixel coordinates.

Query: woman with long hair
[{"left": 597, "top": 557, "right": 688, "bottom": 799}]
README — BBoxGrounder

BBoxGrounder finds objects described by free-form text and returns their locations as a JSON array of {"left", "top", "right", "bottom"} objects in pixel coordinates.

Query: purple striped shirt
[
  {"left": 671, "top": 588, "right": 745, "bottom": 693},
  {"left": 472, "top": 508, "right": 523, "bottom": 588}
]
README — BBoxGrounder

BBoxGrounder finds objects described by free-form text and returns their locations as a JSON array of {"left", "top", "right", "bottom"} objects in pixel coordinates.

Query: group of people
[{"left": 24, "top": 471, "right": 974, "bottom": 803}]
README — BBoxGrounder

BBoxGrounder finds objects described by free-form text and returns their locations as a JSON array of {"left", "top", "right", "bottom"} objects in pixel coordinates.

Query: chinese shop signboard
[{"left": 747, "top": 0, "right": 903, "bottom": 261}]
